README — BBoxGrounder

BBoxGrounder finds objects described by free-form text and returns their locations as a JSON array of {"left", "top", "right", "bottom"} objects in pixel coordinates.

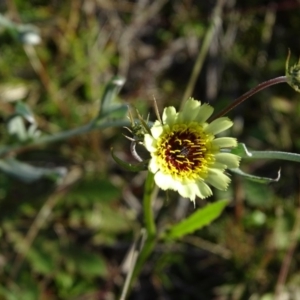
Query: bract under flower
[{"left": 143, "top": 97, "right": 240, "bottom": 205}]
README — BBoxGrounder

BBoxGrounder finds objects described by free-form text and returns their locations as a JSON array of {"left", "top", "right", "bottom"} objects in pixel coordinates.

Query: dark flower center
[{"left": 163, "top": 130, "right": 207, "bottom": 172}]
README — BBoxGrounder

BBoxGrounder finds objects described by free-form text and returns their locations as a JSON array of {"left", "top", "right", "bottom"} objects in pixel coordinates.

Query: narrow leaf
[
  {"left": 111, "top": 148, "right": 148, "bottom": 172},
  {"left": 232, "top": 143, "right": 300, "bottom": 163},
  {"left": 98, "top": 76, "right": 125, "bottom": 118},
  {"left": 94, "top": 104, "right": 128, "bottom": 127},
  {"left": 0, "top": 158, "right": 66, "bottom": 183},
  {"left": 163, "top": 200, "right": 228, "bottom": 241},
  {"left": 230, "top": 168, "right": 281, "bottom": 184},
  {"left": 231, "top": 143, "right": 252, "bottom": 158},
  {"left": 15, "top": 101, "right": 35, "bottom": 124},
  {"left": 7, "top": 116, "right": 27, "bottom": 141},
  {"left": 100, "top": 103, "right": 128, "bottom": 118}
]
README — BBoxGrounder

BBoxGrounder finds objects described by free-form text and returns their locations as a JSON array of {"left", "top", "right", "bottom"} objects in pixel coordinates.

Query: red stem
[{"left": 210, "top": 76, "right": 287, "bottom": 121}]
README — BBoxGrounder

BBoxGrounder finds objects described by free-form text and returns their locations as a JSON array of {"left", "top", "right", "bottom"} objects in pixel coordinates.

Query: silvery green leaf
[
  {"left": 0, "top": 158, "right": 66, "bottom": 183},
  {"left": 231, "top": 143, "right": 252, "bottom": 158},
  {"left": 0, "top": 14, "right": 41, "bottom": 45},
  {"left": 230, "top": 168, "right": 281, "bottom": 184},
  {"left": 98, "top": 76, "right": 125, "bottom": 118},
  {"left": 27, "top": 124, "right": 41, "bottom": 139},
  {"left": 111, "top": 148, "right": 148, "bottom": 172},
  {"left": 232, "top": 143, "right": 300, "bottom": 163},
  {"left": 15, "top": 101, "right": 35, "bottom": 124},
  {"left": 7, "top": 116, "right": 27, "bottom": 141}
]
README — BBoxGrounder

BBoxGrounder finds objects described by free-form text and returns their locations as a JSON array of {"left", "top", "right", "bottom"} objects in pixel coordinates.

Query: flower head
[{"left": 144, "top": 98, "right": 240, "bottom": 205}]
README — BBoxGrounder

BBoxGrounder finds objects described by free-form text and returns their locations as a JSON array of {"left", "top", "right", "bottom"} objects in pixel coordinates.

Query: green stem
[
  {"left": 210, "top": 76, "right": 287, "bottom": 121},
  {"left": 246, "top": 150, "right": 300, "bottom": 163},
  {"left": 143, "top": 171, "right": 156, "bottom": 236},
  {"left": 0, "top": 119, "right": 130, "bottom": 158},
  {"left": 129, "top": 171, "right": 157, "bottom": 291},
  {"left": 131, "top": 235, "right": 156, "bottom": 281}
]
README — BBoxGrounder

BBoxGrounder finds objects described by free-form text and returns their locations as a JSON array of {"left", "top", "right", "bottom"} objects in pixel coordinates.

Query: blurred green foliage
[{"left": 1, "top": 0, "right": 300, "bottom": 299}]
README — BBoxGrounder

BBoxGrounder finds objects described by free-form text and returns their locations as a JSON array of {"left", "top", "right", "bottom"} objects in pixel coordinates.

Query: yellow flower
[{"left": 144, "top": 97, "right": 240, "bottom": 204}]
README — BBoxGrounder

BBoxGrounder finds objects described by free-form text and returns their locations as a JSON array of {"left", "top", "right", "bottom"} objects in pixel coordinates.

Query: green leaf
[
  {"left": 64, "top": 247, "right": 108, "bottom": 278},
  {"left": 232, "top": 143, "right": 300, "bottom": 163},
  {"left": 271, "top": 211, "right": 291, "bottom": 250},
  {"left": 231, "top": 143, "right": 300, "bottom": 183},
  {"left": 15, "top": 101, "right": 35, "bottom": 124},
  {"left": 94, "top": 105, "right": 129, "bottom": 127},
  {"left": 27, "top": 247, "right": 55, "bottom": 275},
  {"left": 76, "top": 252, "right": 107, "bottom": 277},
  {"left": 98, "top": 76, "right": 125, "bottom": 118},
  {"left": 111, "top": 148, "right": 148, "bottom": 172},
  {"left": 65, "top": 177, "right": 121, "bottom": 205},
  {"left": 0, "top": 158, "right": 66, "bottom": 183},
  {"left": 85, "top": 205, "right": 132, "bottom": 233},
  {"left": 0, "top": 277, "right": 39, "bottom": 300},
  {"left": 243, "top": 180, "right": 274, "bottom": 208},
  {"left": 163, "top": 200, "right": 228, "bottom": 241},
  {"left": 55, "top": 271, "right": 74, "bottom": 290},
  {"left": 7, "top": 116, "right": 27, "bottom": 141},
  {"left": 231, "top": 143, "right": 252, "bottom": 157},
  {"left": 68, "top": 204, "right": 132, "bottom": 234},
  {"left": 0, "top": 14, "right": 41, "bottom": 45},
  {"left": 230, "top": 168, "right": 280, "bottom": 184}
]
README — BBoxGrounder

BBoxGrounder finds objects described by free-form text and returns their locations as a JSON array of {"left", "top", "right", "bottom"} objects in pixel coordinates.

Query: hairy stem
[{"left": 210, "top": 76, "right": 287, "bottom": 120}]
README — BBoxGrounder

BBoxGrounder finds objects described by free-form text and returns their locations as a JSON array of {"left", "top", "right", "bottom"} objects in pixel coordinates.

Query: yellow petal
[
  {"left": 162, "top": 106, "right": 177, "bottom": 125},
  {"left": 205, "top": 168, "right": 231, "bottom": 190},
  {"left": 144, "top": 134, "right": 156, "bottom": 152},
  {"left": 211, "top": 137, "right": 237, "bottom": 148},
  {"left": 214, "top": 153, "right": 241, "bottom": 168},
  {"left": 178, "top": 98, "right": 201, "bottom": 122},
  {"left": 205, "top": 117, "right": 233, "bottom": 135},
  {"left": 195, "top": 103, "right": 214, "bottom": 123}
]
